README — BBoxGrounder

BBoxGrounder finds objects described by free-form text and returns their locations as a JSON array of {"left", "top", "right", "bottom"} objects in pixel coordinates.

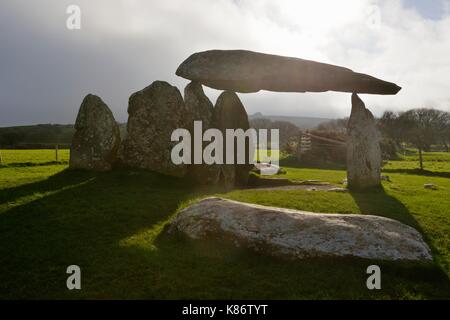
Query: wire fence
[{"left": 0, "top": 146, "right": 70, "bottom": 165}]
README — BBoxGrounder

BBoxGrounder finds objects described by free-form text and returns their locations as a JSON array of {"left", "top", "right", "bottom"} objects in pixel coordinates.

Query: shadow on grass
[
  {"left": 350, "top": 187, "right": 418, "bottom": 228},
  {"left": 0, "top": 169, "right": 96, "bottom": 204},
  {"left": 0, "top": 161, "right": 69, "bottom": 168},
  {"left": 280, "top": 155, "right": 346, "bottom": 171},
  {"left": 349, "top": 187, "right": 448, "bottom": 279},
  {"left": 0, "top": 168, "right": 448, "bottom": 299},
  {"left": 382, "top": 168, "right": 450, "bottom": 179},
  {"left": 0, "top": 168, "right": 216, "bottom": 298}
]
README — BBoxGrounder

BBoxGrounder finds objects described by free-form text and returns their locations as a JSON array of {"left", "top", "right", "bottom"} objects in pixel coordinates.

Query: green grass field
[
  {"left": 0, "top": 149, "right": 449, "bottom": 299},
  {"left": 0, "top": 149, "right": 70, "bottom": 166}
]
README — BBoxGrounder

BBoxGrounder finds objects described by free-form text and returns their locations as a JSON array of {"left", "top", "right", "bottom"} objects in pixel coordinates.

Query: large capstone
[
  {"left": 118, "top": 81, "right": 189, "bottom": 177},
  {"left": 176, "top": 50, "right": 401, "bottom": 95},
  {"left": 184, "top": 81, "right": 220, "bottom": 184},
  {"left": 347, "top": 93, "right": 382, "bottom": 190},
  {"left": 213, "top": 91, "right": 253, "bottom": 188},
  {"left": 170, "top": 198, "right": 432, "bottom": 261},
  {"left": 69, "top": 94, "right": 120, "bottom": 171}
]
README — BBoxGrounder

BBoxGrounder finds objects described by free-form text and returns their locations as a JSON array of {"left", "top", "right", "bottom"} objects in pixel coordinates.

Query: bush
[{"left": 380, "top": 138, "right": 399, "bottom": 160}]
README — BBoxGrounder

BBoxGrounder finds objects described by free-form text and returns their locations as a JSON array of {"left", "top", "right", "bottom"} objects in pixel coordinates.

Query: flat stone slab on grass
[
  {"left": 170, "top": 198, "right": 432, "bottom": 261},
  {"left": 248, "top": 184, "right": 336, "bottom": 191}
]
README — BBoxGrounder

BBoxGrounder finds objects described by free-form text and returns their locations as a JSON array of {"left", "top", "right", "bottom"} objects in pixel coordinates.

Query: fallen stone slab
[
  {"left": 424, "top": 183, "right": 438, "bottom": 190},
  {"left": 176, "top": 50, "right": 401, "bottom": 95},
  {"left": 297, "top": 179, "right": 330, "bottom": 185},
  {"left": 250, "top": 185, "right": 336, "bottom": 191},
  {"left": 170, "top": 198, "right": 432, "bottom": 261},
  {"left": 327, "top": 187, "right": 349, "bottom": 193},
  {"left": 247, "top": 176, "right": 294, "bottom": 188}
]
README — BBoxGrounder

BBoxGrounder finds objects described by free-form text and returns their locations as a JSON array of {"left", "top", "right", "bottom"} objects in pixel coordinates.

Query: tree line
[
  {"left": 379, "top": 108, "right": 450, "bottom": 169},
  {"left": 1, "top": 108, "right": 448, "bottom": 170},
  {"left": 317, "top": 108, "right": 450, "bottom": 170},
  {"left": 0, "top": 123, "right": 127, "bottom": 148}
]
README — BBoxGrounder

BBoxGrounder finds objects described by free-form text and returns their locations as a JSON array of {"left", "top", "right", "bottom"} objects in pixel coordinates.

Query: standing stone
[
  {"left": 347, "top": 93, "right": 381, "bottom": 190},
  {"left": 70, "top": 94, "right": 121, "bottom": 171},
  {"left": 119, "top": 81, "right": 189, "bottom": 177},
  {"left": 184, "top": 81, "right": 221, "bottom": 185},
  {"left": 213, "top": 91, "right": 253, "bottom": 188}
]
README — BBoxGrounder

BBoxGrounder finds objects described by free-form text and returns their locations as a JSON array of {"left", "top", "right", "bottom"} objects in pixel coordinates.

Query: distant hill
[
  {"left": 0, "top": 114, "right": 332, "bottom": 148},
  {"left": 249, "top": 113, "right": 332, "bottom": 129},
  {"left": 0, "top": 123, "right": 127, "bottom": 148}
]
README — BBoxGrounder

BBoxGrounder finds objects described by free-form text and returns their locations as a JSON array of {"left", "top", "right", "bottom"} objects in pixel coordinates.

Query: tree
[
  {"left": 0, "top": 132, "right": 25, "bottom": 147},
  {"left": 378, "top": 111, "right": 403, "bottom": 145},
  {"left": 434, "top": 111, "right": 450, "bottom": 152},
  {"left": 316, "top": 118, "right": 348, "bottom": 133},
  {"left": 398, "top": 108, "right": 443, "bottom": 170},
  {"left": 378, "top": 108, "right": 450, "bottom": 167},
  {"left": 250, "top": 119, "right": 301, "bottom": 151},
  {"left": 271, "top": 120, "right": 301, "bottom": 148}
]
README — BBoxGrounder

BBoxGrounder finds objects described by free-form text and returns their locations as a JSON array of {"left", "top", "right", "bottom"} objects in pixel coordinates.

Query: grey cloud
[{"left": 1, "top": 0, "right": 449, "bottom": 126}]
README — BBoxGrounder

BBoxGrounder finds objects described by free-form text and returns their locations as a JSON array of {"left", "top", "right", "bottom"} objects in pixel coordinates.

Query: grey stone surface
[
  {"left": 424, "top": 183, "right": 438, "bottom": 190},
  {"left": 327, "top": 187, "right": 349, "bottom": 193},
  {"left": 347, "top": 93, "right": 382, "bottom": 190},
  {"left": 184, "top": 81, "right": 214, "bottom": 128},
  {"left": 70, "top": 94, "right": 120, "bottom": 171},
  {"left": 184, "top": 81, "right": 220, "bottom": 185},
  {"left": 176, "top": 50, "right": 401, "bottom": 95},
  {"left": 213, "top": 91, "right": 253, "bottom": 187},
  {"left": 119, "top": 81, "right": 189, "bottom": 177},
  {"left": 170, "top": 197, "right": 432, "bottom": 261},
  {"left": 253, "top": 162, "right": 282, "bottom": 175}
]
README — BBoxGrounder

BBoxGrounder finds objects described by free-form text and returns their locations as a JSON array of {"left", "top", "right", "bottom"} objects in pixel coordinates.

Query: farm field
[
  {"left": 0, "top": 149, "right": 70, "bottom": 166},
  {"left": 0, "top": 149, "right": 449, "bottom": 299}
]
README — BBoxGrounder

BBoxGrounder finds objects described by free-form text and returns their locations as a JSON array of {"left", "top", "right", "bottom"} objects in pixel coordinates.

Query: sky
[{"left": 1, "top": 0, "right": 450, "bottom": 127}]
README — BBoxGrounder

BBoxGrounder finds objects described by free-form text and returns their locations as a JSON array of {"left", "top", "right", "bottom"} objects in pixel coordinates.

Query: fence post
[
  {"left": 55, "top": 144, "right": 59, "bottom": 162},
  {"left": 0, "top": 148, "right": 3, "bottom": 164}
]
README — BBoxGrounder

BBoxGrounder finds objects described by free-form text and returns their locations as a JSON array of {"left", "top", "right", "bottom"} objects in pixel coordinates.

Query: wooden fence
[{"left": 297, "top": 132, "right": 346, "bottom": 158}]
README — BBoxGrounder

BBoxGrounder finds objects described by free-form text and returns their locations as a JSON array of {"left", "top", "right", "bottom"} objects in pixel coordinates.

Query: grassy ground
[
  {"left": 0, "top": 149, "right": 70, "bottom": 166},
  {"left": 384, "top": 150, "right": 450, "bottom": 175},
  {"left": 0, "top": 150, "right": 449, "bottom": 299}
]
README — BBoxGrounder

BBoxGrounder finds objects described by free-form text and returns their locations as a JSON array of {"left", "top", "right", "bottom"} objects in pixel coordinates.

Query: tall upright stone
[
  {"left": 213, "top": 91, "right": 253, "bottom": 188},
  {"left": 184, "top": 81, "right": 220, "bottom": 185},
  {"left": 347, "top": 93, "right": 382, "bottom": 190},
  {"left": 70, "top": 94, "right": 121, "bottom": 171},
  {"left": 118, "top": 81, "right": 189, "bottom": 177}
]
